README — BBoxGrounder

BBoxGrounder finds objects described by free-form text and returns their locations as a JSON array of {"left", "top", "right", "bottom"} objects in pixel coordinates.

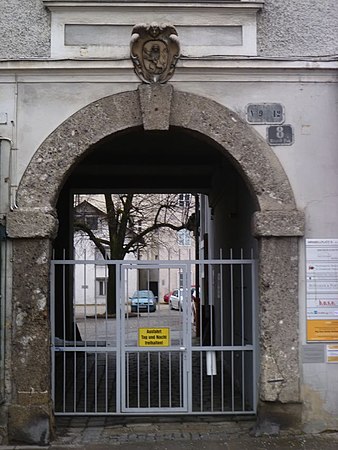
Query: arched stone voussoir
[
  {"left": 16, "top": 90, "right": 143, "bottom": 210},
  {"left": 16, "top": 86, "right": 297, "bottom": 217}
]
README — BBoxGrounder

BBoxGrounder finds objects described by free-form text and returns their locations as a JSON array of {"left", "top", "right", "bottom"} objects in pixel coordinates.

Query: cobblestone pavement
[{"left": 1, "top": 418, "right": 338, "bottom": 449}]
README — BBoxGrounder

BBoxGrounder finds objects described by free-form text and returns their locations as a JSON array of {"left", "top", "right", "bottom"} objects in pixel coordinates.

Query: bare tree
[{"left": 74, "top": 193, "right": 195, "bottom": 314}]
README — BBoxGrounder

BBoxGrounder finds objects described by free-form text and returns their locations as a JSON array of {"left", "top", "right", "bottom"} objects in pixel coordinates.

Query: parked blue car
[{"left": 130, "top": 290, "right": 157, "bottom": 313}]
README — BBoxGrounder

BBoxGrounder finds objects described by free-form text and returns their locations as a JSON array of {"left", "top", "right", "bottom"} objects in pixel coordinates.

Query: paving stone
[{"left": 13, "top": 418, "right": 336, "bottom": 450}]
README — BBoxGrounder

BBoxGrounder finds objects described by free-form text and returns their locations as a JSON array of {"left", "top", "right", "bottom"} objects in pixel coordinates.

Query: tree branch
[{"left": 74, "top": 221, "right": 109, "bottom": 257}]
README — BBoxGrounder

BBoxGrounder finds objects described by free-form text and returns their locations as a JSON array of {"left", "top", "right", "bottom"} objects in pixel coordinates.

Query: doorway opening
[{"left": 51, "top": 128, "right": 258, "bottom": 416}]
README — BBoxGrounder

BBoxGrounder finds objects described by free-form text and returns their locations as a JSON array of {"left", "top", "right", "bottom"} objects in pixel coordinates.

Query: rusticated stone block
[
  {"left": 8, "top": 405, "right": 50, "bottom": 445},
  {"left": 252, "top": 210, "right": 305, "bottom": 237},
  {"left": 258, "top": 237, "right": 300, "bottom": 403},
  {"left": 6, "top": 209, "right": 58, "bottom": 239},
  {"left": 257, "top": 401, "right": 303, "bottom": 431},
  {"left": 11, "top": 239, "right": 51, "bottom": 409}
]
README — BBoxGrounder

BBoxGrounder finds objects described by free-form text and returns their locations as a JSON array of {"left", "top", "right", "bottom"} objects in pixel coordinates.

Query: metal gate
[{"left": 51, "top": 257, "right": 257, "bottom": 415}]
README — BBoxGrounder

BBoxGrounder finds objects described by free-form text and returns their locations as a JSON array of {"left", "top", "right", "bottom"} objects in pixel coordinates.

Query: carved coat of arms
[{"left": 130, "top": 23, "right": 180, "bottom": 84}]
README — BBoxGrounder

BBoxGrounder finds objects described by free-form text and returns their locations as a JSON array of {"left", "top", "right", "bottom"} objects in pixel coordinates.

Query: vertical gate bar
[
  {"left": 127, "top": 266, "right": 132, "bottom": 410},
  {"left": 242, "top": 350, "right": 245, "bottom": 411},
  {"left": 76, "top": 256, "right": 85, "bottom": 412},
  {"left": 50, "top": 262, "right": 56, "bottom": 408},
  {"left": 147, "top": 352, "right": 151, "bottom": 408},
  {"left": 241, "top": 249, "right": 244, "bottom": 347},
  {"left": 73, "top": 352, "right": 77, "bottom": 412},
  {"left": 95, "top": 266, "right": 98, "bottom": 348},
  {"left": 211, "top": 358, "right": 214, "bottom": 412},
  {"left": 168, "top": 251, "right": 171, "bottom": 295},
  {"left": 137, "top": 352, "right": 140, "bottom": 408},
  {"left": 94, "top": 259, "right": 97, "bottom": 340},
  {"left": 210, "top": 262, "right": 213, "bottom": 346},
  {"left": 104, "top": 260, "right": 108, "bottom": 412},
  {"left": 179, "top": 349, "right": 182, "bottom": 407},
  {"left": 62, "top": 252, "right": 66, "bottom": 346},
  {"left": 73, "top": 257, "right": 78, "bottom": 413},
  {"left": 125, "top": 267, "right": 128, "bottom": 345},
  {"left": 126, "top": 353, "right": 129, "bottom": 408},
  {"left": 62, "top": 257, "right": 67, "bottom": 413},
  {"left": 210, "top": 263, "right": 214, "bottom": 412},
  {"left": 220, "top": 253, "right": 224, "bottom": 347},
  {"left": 169, "top": 351, "right": 172, "bottom": 408},
  {"left": 252, "top": 258, "right": 258, "bottom": 412},
  {"left": 104, "top": 261, "right": 108, "bottom": 343},
  {"left": 230, "top": 250, "right": 235, "bottom": 412},
  {"left": 199, "top": 262, "right": 203, "bottom": 411},
  {"left": 241, "top": 250, "right": 245, "bottom": 411},
  {"left": 63, "top": 352, "right": 66, "bottom": 413},
  {"left": 187, "top": 262, "right": 192, "bottom": 413},
  {"left": 105, "top": 352, "right": 108, "bottom": 413},
  {"left": 220, "top": 257, "right": 224, "bottom": 411},
  {"left": 200, "top": 351, "right": 203, "bottom": 411},
  {"left": 105, "top": 264, "right": 108, "bottom": 412},
  {"left": 94, "top": 352, "right": 98, "bottom": 412},
  {"left": 116, "top": 262, "right": 121, "bottom": 414},
  {"left": 231, "top": 350, "right": 235, "bottom": 412},
  {"left": 221, "top": 350, "right": 224, "bottom": 412},
  {"left": 84, "top": 352, "right": 87, "bottom": 413},
  {"left": 181, "top": 353, "right": 184, "bottom": 407},
  {"left": 158, "top": 352, "right": 161, "bottom": 408},
  {"left": 83, "top": 257, "right": 87, "bottom": 347},
  {"left": 230, "top": 249, "right": 234, "bottom": 347},
  {"left": 199, "top": 262, "right": 203, "bottom": 346}
]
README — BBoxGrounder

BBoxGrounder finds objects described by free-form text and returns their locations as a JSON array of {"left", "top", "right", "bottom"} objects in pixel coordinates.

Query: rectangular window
[
  {"left": 84, "top": 215, "right": 98, "bottom": 230},
  {"left": 178, "top": 193, "right": 191, "bottom": 208},
  {"left": 179, "top": 273, "right": 184, "bottom": 289},
  {"left": 178, "top": 229, "right": 191, "bottom": 246},
  {"left": 96, "top": 278, "right": 107, "bottom": 296}
]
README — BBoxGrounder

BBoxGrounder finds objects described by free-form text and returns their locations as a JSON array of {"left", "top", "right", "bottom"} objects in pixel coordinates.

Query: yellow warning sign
[
  {"left": 307, "top": 320, "right": 338, "bottom": 342},
  {"left": 138, "top": 328, "right": 170, "bottom": 347}
]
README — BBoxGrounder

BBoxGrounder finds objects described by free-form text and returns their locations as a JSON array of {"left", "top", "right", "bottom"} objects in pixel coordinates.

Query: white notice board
[{"left": 306, "top": 239, "right": 338, "bottom": 342}]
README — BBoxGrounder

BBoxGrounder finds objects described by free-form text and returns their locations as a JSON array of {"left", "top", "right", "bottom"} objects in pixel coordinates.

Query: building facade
[{"left": 0, "top": 0, "right": 338, "bottom": 445}]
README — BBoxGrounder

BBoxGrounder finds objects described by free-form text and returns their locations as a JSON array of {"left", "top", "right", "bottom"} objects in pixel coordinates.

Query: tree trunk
[{"left": 107, "top": 264, "right": 117, "bottom": 315}]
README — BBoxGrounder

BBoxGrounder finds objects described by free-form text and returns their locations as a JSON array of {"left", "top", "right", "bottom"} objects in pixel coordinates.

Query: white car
[
  {"left": 169, "top": 289, "right": 183, "bottom": 310},
  {"left": 169, "top": 287, "right": 196, "bottom": 312}
]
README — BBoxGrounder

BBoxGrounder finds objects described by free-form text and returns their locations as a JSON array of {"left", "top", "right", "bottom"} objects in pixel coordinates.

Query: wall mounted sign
[
  {"left": 327, "top": 344, "right": 338, "bottom": 363},
  {"left": 306, "top": 239, "right": 338, "bottom": 342},
  {"left": 302, "top": 344, "right": 325, "bottom": 364},
  {"left": 138, "top": 327, "right": 170, "bottom": 347},
  {"left": 246, "top": 103, "right": 284, "bottom": 124},
  {"left": 267, "top": 125, "right": 294, "bottom": 145}
]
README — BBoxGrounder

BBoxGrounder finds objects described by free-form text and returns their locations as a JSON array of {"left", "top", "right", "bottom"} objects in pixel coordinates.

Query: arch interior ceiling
[{"left": 68, "top": 128, "right": 233, "bottom": 194}]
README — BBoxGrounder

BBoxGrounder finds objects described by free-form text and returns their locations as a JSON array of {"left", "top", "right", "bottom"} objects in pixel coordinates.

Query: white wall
[{"left": 0, "top": 63, "right": 338, "bottom": 427}]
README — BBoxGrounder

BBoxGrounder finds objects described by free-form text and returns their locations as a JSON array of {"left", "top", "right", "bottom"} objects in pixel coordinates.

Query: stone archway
[{"left": 6, "top": 85, "right": 304, "bottom": 443}]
